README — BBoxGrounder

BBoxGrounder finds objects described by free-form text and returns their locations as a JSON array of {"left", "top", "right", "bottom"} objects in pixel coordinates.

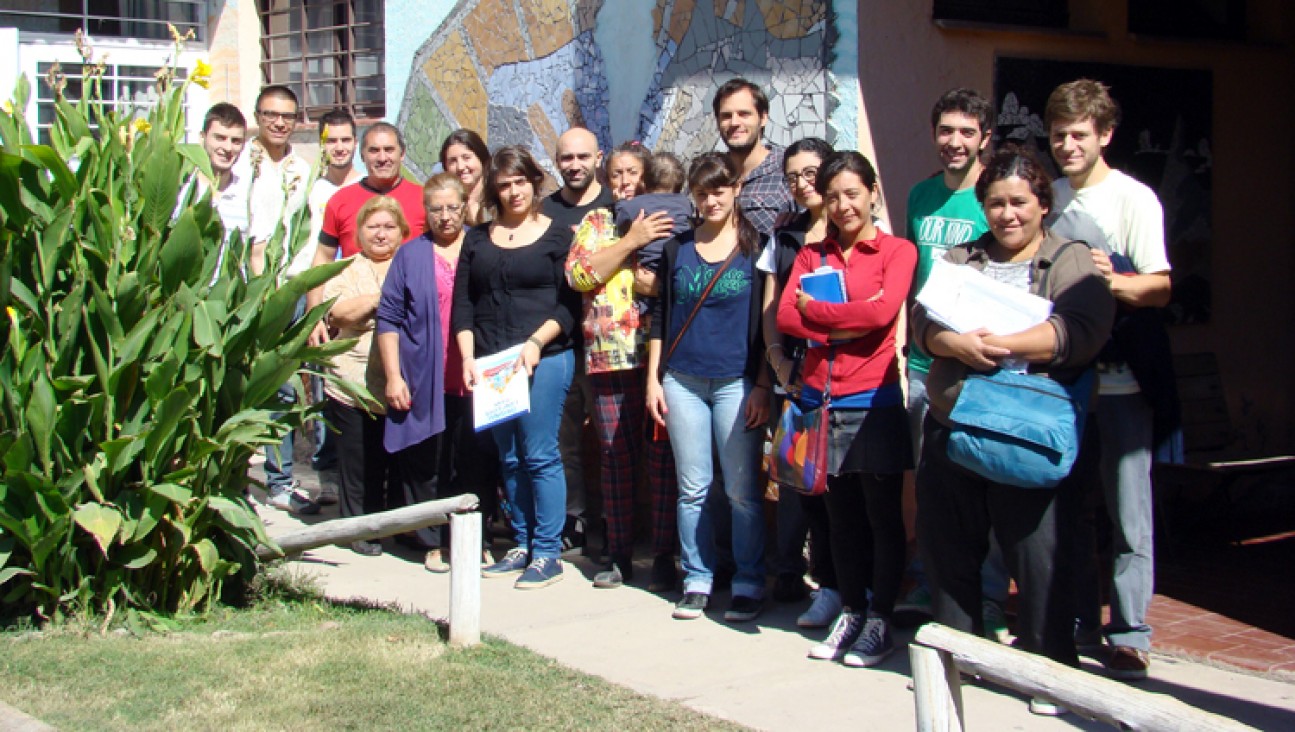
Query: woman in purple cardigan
[{"left": 377, "top": 173, "right": 497, "bottom": 573}]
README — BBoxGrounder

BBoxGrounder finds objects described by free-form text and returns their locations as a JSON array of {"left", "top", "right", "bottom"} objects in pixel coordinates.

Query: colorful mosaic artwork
[{"left": 397, "top": 0, "right": 847, "bottom": 181}]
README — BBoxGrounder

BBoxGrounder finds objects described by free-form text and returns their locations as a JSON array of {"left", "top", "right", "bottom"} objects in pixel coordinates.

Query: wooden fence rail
[
  {"left": 256, "top": 495, "right": 483, "bottom": 647},
  {"left": 910, "top": 623, "right": 1256, "bottom": 732}
]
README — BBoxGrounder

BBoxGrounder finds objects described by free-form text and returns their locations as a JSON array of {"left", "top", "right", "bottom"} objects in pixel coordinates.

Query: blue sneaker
[
  {"left": 514, "top": 557, "right": 564, "bottom": 590},
  {"left": 482, "top": 547, "right": 528, "bottom": 577}
]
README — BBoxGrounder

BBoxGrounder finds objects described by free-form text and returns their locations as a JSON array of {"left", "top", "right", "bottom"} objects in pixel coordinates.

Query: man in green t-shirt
[
  {"left": 899, "top": 89, "right": 1010, "bottom": 636},
  {"left": 904, "top": 88, "right": 992, "bottom": 447}
]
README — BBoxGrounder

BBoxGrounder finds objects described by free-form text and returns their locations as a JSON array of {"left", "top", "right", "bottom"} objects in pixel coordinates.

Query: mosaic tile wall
[{"left": 396, "top": 0, "right": 851, "bottom": 182}]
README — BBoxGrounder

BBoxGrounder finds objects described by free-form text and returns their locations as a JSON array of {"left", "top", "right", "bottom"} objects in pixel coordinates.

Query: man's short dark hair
[
  {"left": 712, "top": 77, "right": 769, "bottom": 117},
  {"left": 202, "top": 102, "right": 246, "bottom": 133},
  {"left": 930, "top": 88, "right": 993, "bottom": 134},
  {"left": 319, "top": 108, "right": 355, "bottom": 134},
  {"left": 255, "top": 84, "right": 298, "bottom": 113},
  {"left": 362, "top": 121, "right": 406, "bottom": 152}
]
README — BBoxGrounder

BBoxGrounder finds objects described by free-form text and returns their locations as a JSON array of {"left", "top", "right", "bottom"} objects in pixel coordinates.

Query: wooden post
[
  {"left": 913, "top": 624, "right": 1258, "bottom": 732},
  {"left": 256, "top": 494, "right": 480, "bottom": 559},
  {"left": 910, "top": 643, "right": 964, "bottom": 732},
  {"left": 448, "top": 512, "right": 482, "bottom": 647}
]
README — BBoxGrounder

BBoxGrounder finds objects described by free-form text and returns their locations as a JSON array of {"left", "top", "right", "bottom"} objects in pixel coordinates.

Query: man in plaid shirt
[
  {"left": 711, "top": 77, "right": 806, "bottom": 603},
  {"left": 712, "top": 77, "right": 794, "bottom": 237}
]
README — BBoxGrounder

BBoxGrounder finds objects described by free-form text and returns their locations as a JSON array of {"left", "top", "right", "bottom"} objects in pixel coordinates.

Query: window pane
[{"left": 260, "top": 0, "right": 384, "bottom": 118}]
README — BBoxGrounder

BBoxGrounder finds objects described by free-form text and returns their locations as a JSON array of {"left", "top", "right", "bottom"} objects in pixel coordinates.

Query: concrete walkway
[{"left": 260, "top": 486, "right": 1295, "bottom": 731}]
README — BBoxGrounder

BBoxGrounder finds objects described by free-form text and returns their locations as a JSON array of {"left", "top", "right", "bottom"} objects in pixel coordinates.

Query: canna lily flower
[
  {"left": 132, "top": 118, "right": 152, "bottom": 135},
  {"left": 191, "top": 59, "right": 212, "bottom": 89}
]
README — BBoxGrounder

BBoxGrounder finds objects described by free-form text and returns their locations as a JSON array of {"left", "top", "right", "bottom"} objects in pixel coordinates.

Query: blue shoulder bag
[
  {"left": 944, "top": 240, "right": 1095, "bottom": 488},
  {"left": 946, "top": 366, "right": 1094, "bottom": 488}
]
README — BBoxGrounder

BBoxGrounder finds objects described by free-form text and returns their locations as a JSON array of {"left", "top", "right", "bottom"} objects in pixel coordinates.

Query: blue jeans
[
  {"left": 491, "top": 350, "right": 574, "bottom": 560},
  {"left": 264, "top": 381, "right": 296, "bottom": 492},
  {"left": 663, "top": 370, "right": 766, "bottom": 598},
  {"left": 1080, "top": 393, "right": 1155, "bottom": 651}
]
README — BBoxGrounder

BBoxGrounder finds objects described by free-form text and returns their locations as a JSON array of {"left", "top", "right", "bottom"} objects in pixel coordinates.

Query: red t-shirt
[
  {"left": 776, "top": 231, "right": 918, "bottom": 395},
  {"left": 320, "top": 177, "right": 427, "bottom": 257}
]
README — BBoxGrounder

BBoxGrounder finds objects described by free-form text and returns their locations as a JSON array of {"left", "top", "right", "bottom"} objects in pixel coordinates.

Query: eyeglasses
[
  {"left": 426, "top": 203, "right": 465, "bottom": 216},
  {"left": 256, "top": 109, "right": 298, "bottom": 123},
  {"left": 784, "top": 167, "right": 818, "bottom": 186}
]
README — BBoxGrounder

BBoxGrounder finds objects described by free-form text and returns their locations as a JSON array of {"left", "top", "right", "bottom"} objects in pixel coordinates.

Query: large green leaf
[
  {"left": 73, "top": 503, "right": 121, "bottom": 557},
  {"left": 144, "top": 386, "right": 192, "bottom": 465},
  {"left": 158, "top": 209, "right": 203, "bottom": 294},
  {"left": 25, "top": 374, "right": 56, "bottom": 473},
  {"left": 255, "top": 258, "right": 352, "bottom": 342},
  {"left": 20, "top": 144, "right": 77, "bottom": 200},
  {"left": 139, "top": 131, "right": 182, "bottom": 236}
]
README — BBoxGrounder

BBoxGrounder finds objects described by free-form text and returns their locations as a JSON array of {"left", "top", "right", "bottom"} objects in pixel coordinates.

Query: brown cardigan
[{"left": 912, "top": 230, "right": 1116, "bottom": 424}]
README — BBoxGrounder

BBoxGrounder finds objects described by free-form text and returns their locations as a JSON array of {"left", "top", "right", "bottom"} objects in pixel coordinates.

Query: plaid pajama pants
[{"left": 589, "top": 369, "right": 678, "bottom": 558}]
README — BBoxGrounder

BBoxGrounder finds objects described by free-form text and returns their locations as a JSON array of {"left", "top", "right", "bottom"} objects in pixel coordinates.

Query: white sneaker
[
  {"left": 1029, "top": 696, "right": 1069, "bottom": 716},
  {"left": 797, "top": 587, "right": 843, "bottom": 628},
  {"left": 982, "top": 599, "right": 1015, "bottom": 645},
  {"left": 808, "top": 611, "right": 863, "bottom": 660}
]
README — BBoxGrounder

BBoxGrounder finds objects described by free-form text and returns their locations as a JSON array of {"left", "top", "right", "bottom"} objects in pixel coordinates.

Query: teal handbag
[{"left": 945, "top": 367, "right": 1094, "bottom": 488}]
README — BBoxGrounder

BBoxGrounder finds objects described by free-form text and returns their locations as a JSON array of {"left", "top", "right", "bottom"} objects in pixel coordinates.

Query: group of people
[{"left": 197, "top": 74, "right": 1170, "bottom": 716}]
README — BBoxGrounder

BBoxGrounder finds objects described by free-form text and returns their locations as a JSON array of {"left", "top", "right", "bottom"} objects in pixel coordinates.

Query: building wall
[
  {"left": 394, "top": 0, "right": 854, "bottom": 183},
  {"left": 857, "top": 1, "right": 1295, "bottom": 452}
]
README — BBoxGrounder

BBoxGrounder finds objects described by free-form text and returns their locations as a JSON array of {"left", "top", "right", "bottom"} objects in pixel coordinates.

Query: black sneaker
[
  {"left": 315, "top": 481, "right": 339, "bottom": 506},
  {"left": 724, "top": 595, "right": 764, "bottom": 623},
  {"left": 350, "top": 540, "right": 382, "bottom": 557},
  {"left": 560, "top": 515, "right": 586, "bottom": 553},
  {"left": 672, "top": 592, "right": 709, "bottom": 620},
  {"left": 593, "top": 555, "right": 633, "bottom": 589},
  {"left": 772, "top": 572, "right": 810, "bottom": 602},
  {"left": 648, "top": 554, "right": 678, "bottom": 592}
]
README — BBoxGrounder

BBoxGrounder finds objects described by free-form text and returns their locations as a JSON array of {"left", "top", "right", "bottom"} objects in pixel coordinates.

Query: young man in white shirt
[
  {"left": 296, "top": 108, "right": 362, "bottom": 277},
  {"left": 1046, "top": 79, "right": 1171, "bottom": 681},
  {"left": 198, "top": 103, "right": 249, "bottom": 233},
  {"left": 239, "top": 85, "right": 318, "bottom": 515},
  {"left": 237, "top": 85, "right": 313, "bottom": 278}
]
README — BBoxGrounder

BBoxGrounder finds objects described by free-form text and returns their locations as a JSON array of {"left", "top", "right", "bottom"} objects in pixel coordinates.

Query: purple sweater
[{"left": 376, "top": 234, "right": 446, "bottom": 452}]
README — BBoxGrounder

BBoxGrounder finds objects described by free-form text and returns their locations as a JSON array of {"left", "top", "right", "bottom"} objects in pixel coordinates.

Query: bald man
[{"left": 543, "top": 127, "right": 613, "bottom": 231}]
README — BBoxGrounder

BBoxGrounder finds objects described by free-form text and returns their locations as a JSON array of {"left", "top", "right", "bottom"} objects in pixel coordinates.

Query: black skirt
[{"left": 828, "top": 403, "right": 912, "bottom": 476}]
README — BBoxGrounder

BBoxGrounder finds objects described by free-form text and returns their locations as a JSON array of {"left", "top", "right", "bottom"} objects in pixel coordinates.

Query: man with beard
[
  {"left": 543, "top": 127, "right": 613, "bottom": 231},
  {"left": 712, "top": 77, "right": 793, "bottom": 237},
  {"left": 711, "top": 77, "right": 800, "bottom": 600},
  {"left": 542, "top": 127, "right": 612, "bottom": 555}
]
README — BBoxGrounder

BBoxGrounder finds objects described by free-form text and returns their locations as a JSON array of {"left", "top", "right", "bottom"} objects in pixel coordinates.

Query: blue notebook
[
  {"left": 800, "top": 266, "right": 846, "bottom": 303},
  {"left": 799, "top": 266, "right": 846, "bottom": 347}
]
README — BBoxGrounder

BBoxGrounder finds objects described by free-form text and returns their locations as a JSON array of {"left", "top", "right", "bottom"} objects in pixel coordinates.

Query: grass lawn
[{"left": 0, "top": 580, "right": 747, "bottom": 732}]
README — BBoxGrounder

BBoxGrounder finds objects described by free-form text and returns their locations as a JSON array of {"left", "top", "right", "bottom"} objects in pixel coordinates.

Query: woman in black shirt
[{"left": 451, "top": 146, "right": 580, "bottom": 590}]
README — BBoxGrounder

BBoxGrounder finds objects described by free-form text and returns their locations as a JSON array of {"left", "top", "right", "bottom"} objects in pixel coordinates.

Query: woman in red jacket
[{"left": 776, "top": 151, "right": 917, "bottom": 668}]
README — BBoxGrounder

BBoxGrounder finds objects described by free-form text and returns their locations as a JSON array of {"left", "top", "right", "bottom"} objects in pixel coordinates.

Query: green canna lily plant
[{"left": 0, "top": 30, "right": 366, "bottom": 621}]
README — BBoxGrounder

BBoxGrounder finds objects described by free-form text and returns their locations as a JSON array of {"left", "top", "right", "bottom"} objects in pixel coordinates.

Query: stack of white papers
[{"left": 915, "top": 258, "right": 1053, "bottom": 335}]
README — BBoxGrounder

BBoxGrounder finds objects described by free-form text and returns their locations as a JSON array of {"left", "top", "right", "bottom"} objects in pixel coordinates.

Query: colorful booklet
[
  {"left": 472, "top": 344, "right": 530, "bottom": 431},
  {"left": 799, "top": 265, "right": 847, "bottom": 347}
]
